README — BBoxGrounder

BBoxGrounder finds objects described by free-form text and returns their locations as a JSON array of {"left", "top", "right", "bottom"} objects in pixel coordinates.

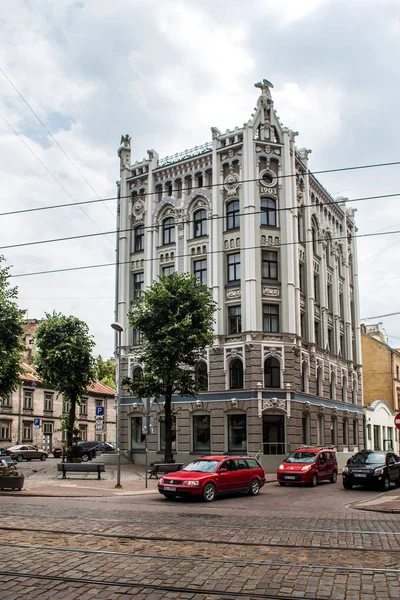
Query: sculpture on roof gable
[
  {"left": 120, "top": 134, "right": 131, "bottom": 148},
  {"left": 255, "top": 79, "right": 274, "bottom": 97}
]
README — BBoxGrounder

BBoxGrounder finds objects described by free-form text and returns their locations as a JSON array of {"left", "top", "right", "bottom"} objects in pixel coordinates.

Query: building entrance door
[
  {"left": 43, "top": 434, "right": 52, "bottom": 452},
  {"left": 262, "top": 414, "right": 285, "bottom": 455}
]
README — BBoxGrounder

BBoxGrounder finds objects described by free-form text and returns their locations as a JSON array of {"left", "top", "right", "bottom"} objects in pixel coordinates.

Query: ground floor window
[
  {"left": 373, "top": 424, "right": 381, "bottom": 450},
  {"left": 343, "top": 418, "right": 349, "bottom": 447},
  {"left": 228, "top": 414, "right": 247, "bottom": 452},
  {"left": 23, "top": 421, "right": 33, "bottom": 441},
  {"left": 353, "top": 420, "right": 358, "bottom": 447},
  {"left": 331, "top": 416, "right": 337, "bottom": 446},
  {"left": 79, "top": 424, "right": 88, "bottom": 441},
  {"left": 131, "top": 416, "right": 146, "bottom": 450},
  {"left": 317, "top": 414, "right": 324, "bottom": 446},
  {"left": 0, "top": 420, "right": 11, "bottom": 441},
  {"left": 193, "top": 414, "right": 211, "bottom": 452},
  {"left": 302, "top": 413, "right": 310, "bottom": 445},
  {"left": 159, "top": 415, "right": 176, "bottom": 451}
]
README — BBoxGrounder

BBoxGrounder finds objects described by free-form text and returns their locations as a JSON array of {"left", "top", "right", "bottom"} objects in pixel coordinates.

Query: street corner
[{"left": 347, "top": 491, "right": 400, "bottom": 513}]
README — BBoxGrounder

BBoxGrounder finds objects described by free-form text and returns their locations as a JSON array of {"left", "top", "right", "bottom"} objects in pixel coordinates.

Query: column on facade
[
  {"left": 146, "top": 151, "right": 158, "bottom": 284},
  {"left": 117, "top": 143, "right": 131, "bottom": 350},
  {"left": 242, "top": 124, "right": 257, "bottom": 333},
  {"left": 331, "top": 237, "right": 340, "bottom": 355},
  {"left": 350, "top": 217, "right": 362, "bottom": 366},
  {"left": 341, "top": 204, "right": 353, "bottom": 362},
  {"left": 280, "top": 129, "right": 297, "bottom": 334},
  {"left": 211, "top": 129, "right": 223, "bottom": 337},
  {"left": 299, "top": 151, "right": 315, "bottom": 345},
  {"left": 319, "top": 239, "right": 328, "bottom": 349}
]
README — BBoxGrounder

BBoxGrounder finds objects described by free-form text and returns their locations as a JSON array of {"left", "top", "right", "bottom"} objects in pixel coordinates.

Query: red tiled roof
[{"left": 19, "top": 363, "right": 115, "bottom": 396}]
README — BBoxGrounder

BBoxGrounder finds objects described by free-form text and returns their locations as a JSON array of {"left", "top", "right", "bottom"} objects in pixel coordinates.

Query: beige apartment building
[{"left": 0, "top": 363, "right": 116, "bottom": 452}]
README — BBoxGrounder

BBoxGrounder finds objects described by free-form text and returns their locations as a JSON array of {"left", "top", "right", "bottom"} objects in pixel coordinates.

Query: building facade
[
  {"left": 116, "top": 80, "right": 363, "bottom": 470},
  {"left": 0, "top": 363, "right": 116, "bottom": 451},
  {"left": 361, "top": 323, "right": 400, "bottom": 452}
]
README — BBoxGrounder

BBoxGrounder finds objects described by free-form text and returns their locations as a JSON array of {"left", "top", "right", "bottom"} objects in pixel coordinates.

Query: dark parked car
[
  {"left": 52, "top": 447, "right": 63, "bottom": 458},
  {"left": 76, "top": 441, "right": 115, "bottom": 462},
  {"left": 342, "top": 450, "right": 400, "bottom": 491}
]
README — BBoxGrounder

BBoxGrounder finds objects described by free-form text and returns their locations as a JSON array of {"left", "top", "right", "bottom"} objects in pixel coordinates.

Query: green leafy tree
[
  {"left": 34, "top": 312, "right": 96, "bottom": 456},
  {"left": 94, "top": 355, "right": 116, "bottom": 389},
  {"left": 0, "top": 255, "right": 24, "bottom": 399},
  {"left": 124, "top": 273, "right": 216, "bottom": 463}
]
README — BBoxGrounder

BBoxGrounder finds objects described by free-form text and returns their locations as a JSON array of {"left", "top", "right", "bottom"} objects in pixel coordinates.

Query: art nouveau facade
[{"left": 115, "top": 80, "right": 363, "bottom": 469}]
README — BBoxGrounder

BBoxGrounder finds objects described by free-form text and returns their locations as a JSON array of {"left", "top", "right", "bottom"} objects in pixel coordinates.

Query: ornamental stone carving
[
  {"left": 303, "top": 401, "right": 311, "bottom": 413},
  {"left": 223, "top": 172, "right": 240, "bottom": 196},
  {"left": 263, "top": 346, "right": 282, "bottom": 358},
  {"left": 213, "top": 347, "right": 222, "bottom": 355},
  {"left": 132, "top": 199, "right": 146, "bottom": 221},
  {"left": 259, "top": 168, "right": 278, "bottom": 191},
  {"left": 260, "top": 235, "right": 280, "bottom": 247},
  {"left": 262, "top": 398, "right": 286, "bottom": 411},
  {"left": 226, "top": 347, "right": 243, "bottom": 360},
  {"left": 262, "top": 286, "right": 280, "bottom": 298},
  {"left": 224, "top": 238, "right": 240, "bottom": 249},
  {"left": 226, "top": 288, "right": 241, "bottom": 299},
  {"left": 317, "top": 405, "right": 325, "bottom": 415}
]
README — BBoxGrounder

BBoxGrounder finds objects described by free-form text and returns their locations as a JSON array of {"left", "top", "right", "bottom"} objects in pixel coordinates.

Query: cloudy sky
[{"left": 1, "top": 0, "right": 400, "bottom": 357}]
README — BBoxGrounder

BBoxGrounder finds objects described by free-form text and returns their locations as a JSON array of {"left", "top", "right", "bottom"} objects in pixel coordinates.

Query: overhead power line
[
  {"left": 361, "top": 311, "right": 400, "bottom": 321},
  {"left": 0, "top": 160, "right": 400, "bottom": 220},
  {"left": 9, "top": 227, "right": 400, "bottom": 279},
  {"left": 0, "top": 66, "right": 116, "bottom": 220}
]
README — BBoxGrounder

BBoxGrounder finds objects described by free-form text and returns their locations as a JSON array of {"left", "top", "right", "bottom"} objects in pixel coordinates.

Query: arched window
[
  {"left": 264, "top": 357, "right": 280, "bottom": 388},
  {"left": 317, "top": 414, "right": 325, "bottom": 445},
  {"left": 331, "top": 416, "right": 337, "bottom": 446},
  {"left": 229, "top": 359, "right": 243, "bottom": 389},
  {"left": 301, "top": 362, "right": 308, "bottom": 393},
  {"left": 343, "top": 417, "right": 349, "bottom": 447},
  {"left": 261, "top": 198, "right": 277, "bottom": 227},
  {"left": 162, "top": 216, "right": 175, "bottom": 245},
  {"left": 226, "top": 200, "right": 240, "bottom": 230},
  {"left": 132, "top": 367, "right": 143, "bottom": 383},
  {"left": 341, "top": 376, "right": 347, "bottom": 402},
  {"left": 195, "top": 361, "right": 208, "bottom": 391},
  {"left": 133, "top": 225, "right": 144, "bottom": 252},
  {"left": 317, "top": 368, "right": 323, "bottom": 396},
  {"left": 193, "top": 209, "right": 207, "bottom": 238},
  {"left": 312, "top": 226, "right": 318, "bottom": 255},
  {"left": 330, "top": 373, "right": 336, "bottom": 400}
]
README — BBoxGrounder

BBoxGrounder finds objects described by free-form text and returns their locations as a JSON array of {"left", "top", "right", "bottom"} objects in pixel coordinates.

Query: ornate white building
[{"left": 115, "top": 80, "right": 363, "bottom": 469}]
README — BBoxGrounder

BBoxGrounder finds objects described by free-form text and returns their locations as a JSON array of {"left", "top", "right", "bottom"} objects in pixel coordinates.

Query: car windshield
[
  {"left": 285, "top": 452, "right": 318, "bottom": 464},
  {"left": 183, "top": 460, "right": 219, "bottom": 473},
  {"left": 349, "top": 452, "right": 386, "bottom": 465}
]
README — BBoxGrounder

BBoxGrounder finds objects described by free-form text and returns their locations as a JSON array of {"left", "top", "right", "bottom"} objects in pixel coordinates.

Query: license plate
[
  {"left": 285, "top": 476, "right": 296, "bottom": 480},
  {"left": 354, "top": 474, "right": 367, "bottom": 478},
  {"left": 164, "top": 486, "right": 176, "bottom": 491}
]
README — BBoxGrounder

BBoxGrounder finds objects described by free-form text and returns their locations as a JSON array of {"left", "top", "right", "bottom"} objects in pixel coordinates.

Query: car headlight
[
  {"left": 374, "top": 468, "right": 384, "bottom": 475},
  {"left": 159, "top": 478, "right": 164, "bottom": 484},
  {"left": 183, "top": 480, "right": 199, "bottom": 486},
  {"left": 342, "top": 466, "right": 349, "bottom": 473},
  {"left": 278, "top": 464, "right": 284, "bottom": 470},
  {"left": 301, "top": 465, "right": 312, "bottom": 471}
]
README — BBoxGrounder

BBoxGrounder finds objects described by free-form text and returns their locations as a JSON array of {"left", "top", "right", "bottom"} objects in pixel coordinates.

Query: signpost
[{"left": 143, "top": 397, "right": 155, "bottom": 489}]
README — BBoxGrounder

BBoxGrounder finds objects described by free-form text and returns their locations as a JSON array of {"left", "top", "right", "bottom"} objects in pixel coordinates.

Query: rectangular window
[
  {"left": 80, "top": 398, "right": 87, "bottom": 415},
  {"left": 339, "top": 293, "right": 344, "bottom": 319},
  {"left": 396, "top": 366, "right": 400, "bottom": 380},
  {"left": 44, "top": 393, "right": 53, "bottom": 412},
  {"left": 373, "top": 425, "right": 381, "bottom": 450},
  {"left": 327, "top": 328, "right": 333, "bottom": 352},
  {"left": 131, "top": 416, "right": 146, "bottom": 450},
  {"left": 263, "top": 304, "right": 279, "bottom": 333},
  {"left": 228, "top": 306, "right": 241, "bottom": 334},
  {"left": 0, "top": 421, "right": 11, "bottom": 441},
  {"left": 63, "top": 400, "right": 71, "bottom": 414},
  {"left": 43, "top": 422, "right": 53, "bottom": 435},
  {"left": 193, "top": 415, "right": 211, "bottom": 452},
  {"left": 23, "top": 421, "right": 33, "bottom": 441},
  {"left": 327, "top": 284, "right": 333, "bottom": 311},
  {"left": 228, "top": 414, "right": 247, "bottom": 452},
  {"left": 133, "top": 272, "right": 144, "bottom": 299},
  {"left": 340, "top": 334, "right": 345, "bottom": 357},
  {"left": 132, "top": 329, "right": 143, "bottom": 345},
  {"left": 133, "top": 225, "right": 144, "bottom": 252},
  {"left": 262, "top": 250, "right": 278, "bottom": 280},
  {"left": 160, "top": 415, "right": 176, "bottom": 451},
  {"left": 314, "top": 321, "right": 320, "bottom": 346},
  {"left": 227, "top": 253, "right": 240, "bottom": 283},
  {"left": 162, "top": 265, "right": 174, "bottom": 276},
  {"left": 0, "top": 394, "right": 11, "bottom": 408},
  {"left": 95, "top": 400, "right": 103, "bottom": 408},
  {"left": 23, "top": 390, "right": 33, "bottom": 409},
  {"left": 314, "top": 274, "right": 319, "bottom": 304},
  {"left": 193, "top": 259, "right": 207, "bottom": 285},
  {"left": 299, "top": 263, "right": 305, "bottom": 293},
  {"left": 79, "top": 424, "right": 88, "bottom": 441}
]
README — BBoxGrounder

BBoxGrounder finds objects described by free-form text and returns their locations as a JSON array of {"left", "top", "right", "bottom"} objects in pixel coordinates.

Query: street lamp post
[{"left": 111, "top": 321, "right": 124, "bottom": 489}]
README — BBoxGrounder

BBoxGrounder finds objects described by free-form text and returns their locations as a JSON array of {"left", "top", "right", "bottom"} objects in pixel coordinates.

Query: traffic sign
[
  {"left": 33, "top": 418, "right": 41, "bottom": 426},
  {"left": 395, "top": 413, "right": 400, "bottom": 430},
  {"left": 96, "top": 406, "right": 105, "bottom": 417}
]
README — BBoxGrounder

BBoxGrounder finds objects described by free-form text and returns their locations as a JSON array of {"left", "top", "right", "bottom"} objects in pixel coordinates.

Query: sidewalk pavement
[{"left": 0, "top": 464, "right": 278, "bottom": 498}]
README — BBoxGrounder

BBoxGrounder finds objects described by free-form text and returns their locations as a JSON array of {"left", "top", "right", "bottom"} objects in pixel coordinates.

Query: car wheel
[
  {"left": 163, "top": 493, "right": 176, "bottom": 500},
  {"left": 343, "top": 481, "right": 353, "bottom": 490},
  {"left": 311, "top": 474, "right": 318, "bottom": 487},
  {"left": 40, "top": 454, "right": 47, "bottom": 461},
  {"left": 279, "top": 482, "right": 286, "bottom": 486},
  {"left": 381, "top": 476, "right": 390, "bottom": 492},
  {"left": 81, "top": 453, "right": 90, "bottom": 462},
  {"left": 202, "top": 483, "right": 216, "bottom": 502},
  {"left": 16, "top": 455, "right": 23, "bottom": 462},
  {"left": 330, "top": 471, "right": 338, "bottom": 484},
  {"left": 248, "top": 478, "right": 261, "bottom": 496}
]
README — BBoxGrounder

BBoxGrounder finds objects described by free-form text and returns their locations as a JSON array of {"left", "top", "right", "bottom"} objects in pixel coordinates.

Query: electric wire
[{"left": 0, "top": 66, "right": 116, "bottom": 219}]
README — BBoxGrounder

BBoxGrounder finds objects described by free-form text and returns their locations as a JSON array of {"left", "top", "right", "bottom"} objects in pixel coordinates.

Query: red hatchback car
[
  {"left": 277, "top": 446, "right": 338, "bottom": 487},
  {"left": 158, "top": 455, "right": 266, "bottom": 502}
]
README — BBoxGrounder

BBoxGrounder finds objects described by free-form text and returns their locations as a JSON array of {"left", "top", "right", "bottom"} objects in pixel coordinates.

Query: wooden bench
[
  {"left": 149, "top": 463, "right": 184, "bottom": 479},
  {"left": 57, "top": 463, "right": 105, "bottom": 480}
]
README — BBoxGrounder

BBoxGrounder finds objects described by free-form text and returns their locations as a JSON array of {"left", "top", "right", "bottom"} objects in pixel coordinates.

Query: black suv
[
  {"left": 76, "top": 441, "right": 115, "bottom": 462},
  {"left": 342, "top": 450, "right": 400, "bottom": 491}
]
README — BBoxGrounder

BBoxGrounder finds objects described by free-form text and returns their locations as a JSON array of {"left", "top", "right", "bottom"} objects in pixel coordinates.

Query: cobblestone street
[{"left": 1, "top": 477, "right": 400, "bottom": 599}]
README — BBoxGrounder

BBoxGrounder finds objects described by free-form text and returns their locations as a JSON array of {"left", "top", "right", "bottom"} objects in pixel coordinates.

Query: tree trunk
[
  {"left": 66, "top": 396, "right": 77, "bottom": 460},
  {"left": 163, "top": 386, "right": 174, "bottom": 463}
]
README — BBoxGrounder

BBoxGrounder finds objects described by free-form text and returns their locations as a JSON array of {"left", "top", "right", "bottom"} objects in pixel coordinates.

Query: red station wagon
[
  {"left": 277, "top": 446, "right": 338, "bottom": 487},
  {"left": 158, "top": 455, "right": 266, "bottom": 502}
]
